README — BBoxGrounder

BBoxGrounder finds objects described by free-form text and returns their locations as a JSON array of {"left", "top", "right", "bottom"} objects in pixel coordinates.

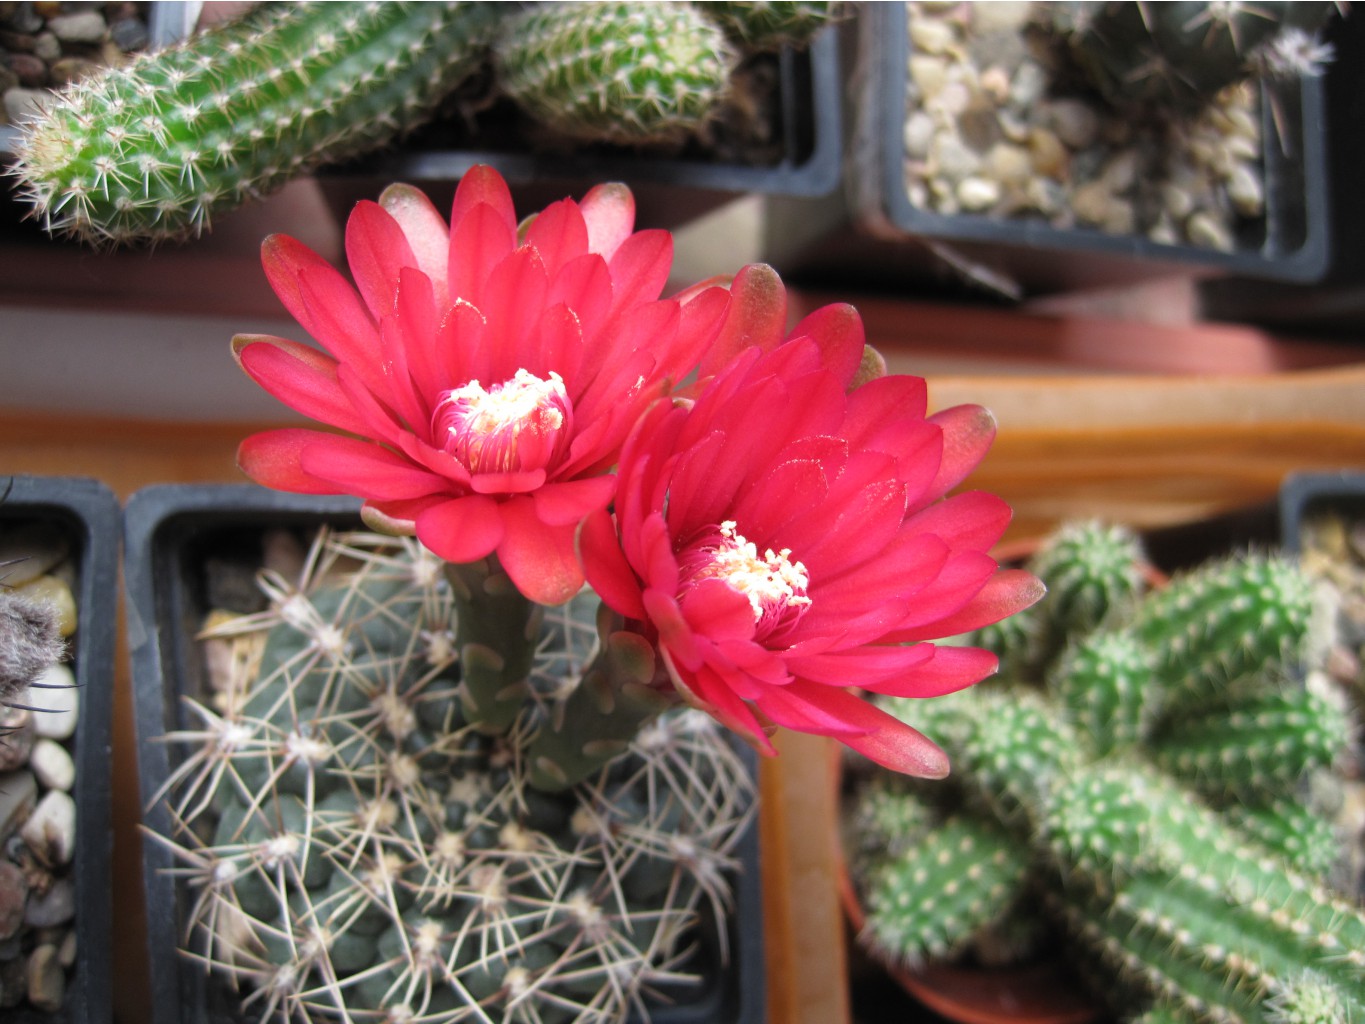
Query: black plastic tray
[
  {"left": 2, "top": 475, "right": 119, "bottom": 1024},
  {"left": 1280, "top": 471, "right": 1365, "bottom": 553},
  {"left": 854, "top": 2, "right": 1331, "bottom": 290},
  {"left": 124, "top": 482, "right": 765, "bottom": 1024}
]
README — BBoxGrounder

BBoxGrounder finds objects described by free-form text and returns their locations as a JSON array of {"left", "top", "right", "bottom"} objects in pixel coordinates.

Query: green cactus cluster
[
  {"left": 842, "top": 520, "right": 1362, "bottom": 1023},
  {"left": 155, "top": 528, "right": 755, "bottom": 1024},
  {"left": 1039, "top": 1, "right": 1338, "bottom": 109},
  {"left": 9, "top": 0, "right": 841, "bottom": 247}
]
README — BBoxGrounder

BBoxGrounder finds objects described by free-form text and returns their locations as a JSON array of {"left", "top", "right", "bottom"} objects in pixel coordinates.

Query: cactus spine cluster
[
  {"left": 11, "top": 1, "right": 840, "bottom": 247},
  {"left": 843, "top": 521, "right": 1362, "bottom": 1023},
  {"left": 11, "top": 2, "right": 504, "bottom": 246},
  {"left": 1041, "top": 1, "right": 1338, "bottom": 108},
  {"left": 155, "top": 527, "right": 755, "bottom": 1023}
]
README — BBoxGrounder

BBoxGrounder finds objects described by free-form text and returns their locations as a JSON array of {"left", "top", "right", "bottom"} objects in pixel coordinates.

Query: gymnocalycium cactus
[
  {"left": 842, "top": 521, "right": 1363, "bottom": 1023},
  {"left": 1040, "top": 1, "right": 1338, "bottom": 109},
  {"left": 11, "top": 0, "right": 841, "bottom": 247},
  {"left": 155, "top": 527, "right": 756, "bottom": 1024}
]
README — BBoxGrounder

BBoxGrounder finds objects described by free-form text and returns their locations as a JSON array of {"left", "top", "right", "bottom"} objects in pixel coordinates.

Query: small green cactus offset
[
  {"left": 843, "top": 522, "right": 1363, "bottom": 1023},
  {"left": 156, "top": 528, "right": 755, "bottom": 1023}
]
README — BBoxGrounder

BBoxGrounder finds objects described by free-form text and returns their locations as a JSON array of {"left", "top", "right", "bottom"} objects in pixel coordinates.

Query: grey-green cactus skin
[
  {"left": 12, "top": 2, "right": 503, "bottom": 246},
  {"left": 156, "top": 529, "right": 755, "bottom": 1024},
  {"left": 496, "top": 1, "right": 737, "bottom": 145},
  {"left": 1040, "top": 1, "right": 1337, "bottom": 108},
  {"left": 845, "top": 524, "right": 1362, "bottom": 1022}
]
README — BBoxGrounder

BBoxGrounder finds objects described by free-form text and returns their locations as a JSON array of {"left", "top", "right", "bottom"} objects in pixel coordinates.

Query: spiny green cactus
[
  {"left": 496, "top": 1, "right": 737, "bottom": 145},
  {"left": 11, "top": 2, "right": 503, "bottom": 246},
  {"left": 843, "top": 525, "right": 1361, "bottom": 1023},
  {"left": 155, "top": 527, "right": 755, "bottom": 1024},
  {"left": 1041, "top": 1, "right": 1337, "bottom": 108},
  {"left": 698, "top": 1, "right": 843, "bottom": 52},
  {"left": 1026, "top": 519, "right": 1146, "bottom": 658}
]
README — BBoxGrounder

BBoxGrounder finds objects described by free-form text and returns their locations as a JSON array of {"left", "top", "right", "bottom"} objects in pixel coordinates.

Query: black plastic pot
[
  {"left": 124, "top": 482, "right": 765, "bottom": 1024},
  {"left": 1280, "top": 471, "right": 1365, "bottom": 553},
  {"left": 767, "top": 3, "right": 1332, "bottom": 297},
  {"left": 1, "top": 475, "right": 118, "bottom": 1024}
]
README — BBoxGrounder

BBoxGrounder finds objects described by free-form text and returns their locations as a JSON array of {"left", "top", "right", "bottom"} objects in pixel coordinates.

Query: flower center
[
  {"left": 683, "top": 521, "right": 811, "bottom": 636},
  {"left": 434, "top": 369, "right": 572, "bottom": 475}
]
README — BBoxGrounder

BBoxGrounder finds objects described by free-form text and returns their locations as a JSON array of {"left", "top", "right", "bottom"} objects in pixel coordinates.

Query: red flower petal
[
  {"left": 923, "top": 404, "right": 996, "bottom": 506},
  {"left": 892, "top": 568, "right": 1045, "bottom": 642},
  {"left": 450, "top": 165, "right": 516, "bottom": 237},
  {"left": 664, "top": 654, "right": 774, "bottom": 755},
  {"left": 787, "top": 302, "right": 865, "bottom": 391},
  {"left": 758, "top": 681, "right": 949, "bottom": 778},
  {"left": 580, "top": 510, "right": 646, "bottom": 620},
  {"left": 379, "top": 183, "right": 451, "bottom": 309},
  {"left": 699, "top": 264, "right": 787, "bottom": 378},
  {"left": 784, "top": 643, "right": 935, "bottom": 686},
  {"left": 233, "top": 335, "right": 359, "bottom": 433},
  {"left": 237, "top": 428, "right": 349, "bottom": 495},
  {"left": 579, "top": 181, "right": 635, "bottom": 260},
  {"left": 415, "top": 494, "right": 504, "bottom": 564},
  {"left": 447, "top": 203, "right": 515, "bottom": 311},
  {"left": 497, "top": 497, "right": 584, "bottom": 606},
  {"left": 679, "top": 578, "right": 757, "bottom": 644},
  {"left": 299, "top": 436, "right": 448, "bottom": 501},
  {"left": 346, "top": 199, "right": 417, "bottom": 321},
  {"left": 607, "top": 229, "right": 673, "bottom": 313},
  {"left": 903, "top": 489, "right": 1013, "bottom": 553},
  {"left": 524, "top": 198, "right": 590, "bottom": 277},
  {"left": 533, "top": 476, "right": 617, "bottom": 526}
]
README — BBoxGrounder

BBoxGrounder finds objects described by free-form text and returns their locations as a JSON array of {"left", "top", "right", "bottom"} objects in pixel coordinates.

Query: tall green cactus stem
[
  {"left": 1042, "top": 764, "right": 1365, "bottom": 1023},
  {"left": 444, "top": 557, "right": 540, "bottom": 736},
  {"left": 1148, "top": 677, "right": 1351, "bottom": 805},
  {"left": 860, "top": 806, "right": 1031, "bottom": 966},
  {"left": 496, "top": 1, "right": 737, "bottom": 145},
  {"left": 698, "top": 1, "right": 842, "bottom": 51},
  {"left": 1043, "top": 1, "right": 1337, "bottom": 108},
  {"left": 156, "top": 528, "right": 755, "bottom": 1024},
  {"left": 1133, "top": 552, "right": 1317, "bottom": 717},
  {"left": 1050, "top": 627, "right": 1157, "bottom": 757},
  {"left": 1233, "top": 795, "right": 1343, "bottom": 883},
  {"left": 12, "top": 2, "right": 503, "bottom": 246}
]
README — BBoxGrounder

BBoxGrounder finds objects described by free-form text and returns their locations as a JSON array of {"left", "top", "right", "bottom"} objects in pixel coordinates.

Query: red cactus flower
[
  {"left": 235, "top": 167, "right": 729, "bottom": 605},
  {"left": 580, "top": 270, "right": 1044, "bottom": 777}
]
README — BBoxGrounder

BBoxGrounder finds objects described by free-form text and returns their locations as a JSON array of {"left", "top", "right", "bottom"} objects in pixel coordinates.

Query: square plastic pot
[
  {"left": 1, "top": 475, "right": 119, "bottom": 1024},
  {"left": 123, "top": 482, "right": 765, "bottom": 1024}
]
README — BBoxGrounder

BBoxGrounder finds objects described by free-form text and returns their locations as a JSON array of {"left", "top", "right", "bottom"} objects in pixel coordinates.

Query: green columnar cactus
[
  {"left": 12, "top": 2, "right": 504, "bottom": 247},
  {"left": 496, "top": 1, "right": 737, "bottom": 145},
  {"left": 158, "top": 528, "right": 755, "bottom": 1024},
  {"left": 1043, "top": 1, "right": 1337, "bottom": 108},
  {"left": 1132, "top": 552, "right": 1318, "bottom": 716},
  {"left": 844, "top": 525, "right": 1361, "bottom": 1022}
]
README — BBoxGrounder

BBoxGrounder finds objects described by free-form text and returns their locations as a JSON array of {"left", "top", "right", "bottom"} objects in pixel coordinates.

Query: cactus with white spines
[
  {"left": 698, "top": 1, "right": 843, "bottom": 52},
  {"left": 11, "top": 2, "right": 504, "bottom": 246},
  {"left": 496, "top": 1, "right": 737, "bottom": 146},
  {"left": 153, "top": 527, "right": 755, "bottom": 1024},
  {"left": 843, "top": 523, "right": 1362, "bottom": 1022},
  {"left": 12, "top": 1, "right": 837, "bottom": 248}
]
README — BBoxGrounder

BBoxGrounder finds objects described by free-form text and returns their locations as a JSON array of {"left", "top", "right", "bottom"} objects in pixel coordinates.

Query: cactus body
[
  {"left": 156, "top": 528, "right": 755, "bottom": 1023},
  {"left": 698, "top": 1, "right": 841, "bottom": 51},
  {"left": 12, "top": 2, "right": 503, "bottom": 245},
  {"left": 845, "top": 530, "right": 1361, "bottom": 1022},
  {"left": 497, "top": 1, "right": 736, "bottom": 145},
  {"left": 1043, "top": 1, "right": 1337, "bottom": 107}
]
